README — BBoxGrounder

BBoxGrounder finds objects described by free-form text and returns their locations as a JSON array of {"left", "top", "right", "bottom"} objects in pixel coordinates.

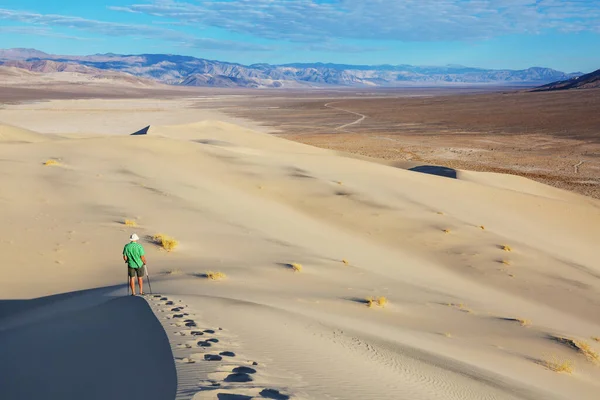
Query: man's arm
[
  {"left": 123, "top": 255, "right": 128, "bottom": 263},
  {"left": 141, "top": 255, "right": 147, "bottom": 265}
]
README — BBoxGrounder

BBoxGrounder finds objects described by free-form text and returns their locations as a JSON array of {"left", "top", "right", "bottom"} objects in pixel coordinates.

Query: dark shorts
[{"left": 128, "top": 266, "right": 145, "bottom": 278}]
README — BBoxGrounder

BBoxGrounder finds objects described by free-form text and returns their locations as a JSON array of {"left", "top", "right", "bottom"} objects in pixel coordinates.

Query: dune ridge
[{"left": 1, "top": 99, "right": 600, "bottom": 399}]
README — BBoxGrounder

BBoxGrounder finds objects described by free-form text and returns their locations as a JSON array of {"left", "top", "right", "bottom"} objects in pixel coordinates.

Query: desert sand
[{"left": 1, "top": 96, "right": 600, "bottom": 400}]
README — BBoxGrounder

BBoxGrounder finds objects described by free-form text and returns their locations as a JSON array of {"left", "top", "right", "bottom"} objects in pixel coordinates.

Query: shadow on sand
[
  {"left": 0, "top": 285, "right": 176, "bottom": 400},
  {"left": 131, "top": 125, "right": 150, "bottom": 136},
  {"left": 409, "top": 165, "right": 458, "bottom": 179}
]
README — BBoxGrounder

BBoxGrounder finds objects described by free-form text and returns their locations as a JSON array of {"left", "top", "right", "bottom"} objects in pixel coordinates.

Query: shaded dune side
[{"left": 0, "top": 296, "right": 176, "bottom": 400}]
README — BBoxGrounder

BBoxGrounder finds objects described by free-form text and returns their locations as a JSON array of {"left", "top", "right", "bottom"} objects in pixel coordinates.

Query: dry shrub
[
  {"left": 501, "top": 259, "right": 511, "bottom": 266},
  {"left": 553, "top": 337, "right": 599, "bottom": 363},
  {"left": 443, "top": 229, "right": 451, "bottom": 234},
  {"left": 152, "top": 233, "right": 178, "bottom": 252},
  {"left": 592, "top": 337, "right": 600, "bottom": 343},
  {"left": 514, "top": 318, "right": 531, "bottom": 327},
  {"left": 543, "top": 355, "right": 574, "bottom": 374},
  {"left": 43, "top": 159, "right": 60, "bottom": 166},
  {"left": 366, "top": 296, "right": 387, "bottom": 308},
  {"left": 342, "top": 259, "right": 349, "bottom": 265},
  {"left": 124, "top": 219, "right": 137, "bottom": 227},
  {"left": 502, "top": 245, "right": 512, "bottom": 252},
  {"left": 575, "top": 341, "right": 599, "bottom": 363},
  {"left": 479, "top": 225, "right": 485, "bottom": 230},
  {"left": 291, "top": 263, "right": 302, "bottom": 272},
  {"left": 205, "top": 271, "right": 227, "bottom": 280}
]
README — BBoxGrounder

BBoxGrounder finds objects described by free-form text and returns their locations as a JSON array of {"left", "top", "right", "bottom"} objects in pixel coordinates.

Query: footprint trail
[{"left": 146, "top": 295, "right": 294, "bottom": 400}]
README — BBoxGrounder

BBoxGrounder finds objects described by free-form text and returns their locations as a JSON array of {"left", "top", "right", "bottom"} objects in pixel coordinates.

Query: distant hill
[
  {"left": 533, "top": 68, "right": 600, "bottom": 91},
  {"left": 0, "top": 48, "right": 583, "bottom": 89}
]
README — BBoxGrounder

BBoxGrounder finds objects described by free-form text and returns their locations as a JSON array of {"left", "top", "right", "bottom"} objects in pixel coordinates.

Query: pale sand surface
[{"left": 1, "top": 98, "right": 600, "bottom": 399}]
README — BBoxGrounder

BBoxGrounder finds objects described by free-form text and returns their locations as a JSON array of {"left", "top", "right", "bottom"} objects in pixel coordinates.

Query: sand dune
[{"left": 1, "top": 99, "right": 600, "bottom": 399}]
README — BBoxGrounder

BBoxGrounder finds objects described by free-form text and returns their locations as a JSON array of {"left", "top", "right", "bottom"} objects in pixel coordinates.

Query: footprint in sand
[
  {"left": 232, "top": 366, "right": 256, "bottom": 374},
  {"left": 175, "top": 357, "right": 195, "bottom": 364},
  {"left": 220, "top": 351, "right": 236, "bottom": 357},
  {"left": 197, "top": 341, "right": 213, "bottom": 347},
  {"left": 216, "top": 394, "right": 252, "bottom": 400},
  {"left": 259, "top": 389, "right": 291, "bottom": 400},
  {"left": 204, "top": 354, "right": 223, "bottom": 361},
  {"left": 224, "top": 373, "right": 254, "bottom": 383}
]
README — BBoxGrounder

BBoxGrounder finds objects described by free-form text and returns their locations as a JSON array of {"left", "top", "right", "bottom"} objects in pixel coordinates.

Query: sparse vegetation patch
[
  {"left": 204, "top": 271, "right": 227, "bottom": 280},
  {"left": 366, "top": 296, "right": 387, "bottom": 308},
  {"left": 152, "top": 233, "right": 178, "bottom": 252},
  {"left": 552, "top": 336, "right": 599, "bottom": 363},
  {"left": 124, "top": 219, "right": 137, "bottom": 227},
  {"left": 291, "top": 263, "right": 302, "bottom": 272},
  {"left": 43, "top": 159, "right": 60, "bottom": 166},
  {"left": 502, "top": 245, "right": 512, "bottom": 252},
  {"left": 543, "top": 355, "right": 574, "bottom": 374}
]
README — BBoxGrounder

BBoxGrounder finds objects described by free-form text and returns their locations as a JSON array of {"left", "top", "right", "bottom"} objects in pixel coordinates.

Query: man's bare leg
[
  {"left": 130, "top": 277, "right": 136, "bottom": 295},
  {"left": 138, "top": 276, "right": 144, "bottom": 295}
]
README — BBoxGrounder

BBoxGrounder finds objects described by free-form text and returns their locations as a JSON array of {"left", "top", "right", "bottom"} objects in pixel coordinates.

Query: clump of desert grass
[
  {"left": 575, "top": 340, "right": 599, "bottom": 363},
  {"left": 366, "top": 296, "right": 387, "bottom": 308},
  {"left": 504, "top": 317, "right": 531, "bottom": 327},
  {"left": 43, "top": 159, "right": 60, "bottom": 166},
  {"left": 342, "top": 259, "right": 349, "bottom": 265},
  {"left": 552, "top": 336, "right": 599, "bottom": 364},
  {"left": 543, "top": 355, "right": 574, "bottom": 374},
  {"left": 124, "top": 219, "right": 137, "bottom": 227},
  {"left": 500, "top": 259, "right": 511, "bottom": 266},
  {"left": 479, "top": 225, "right": 485, "bottom": 230},
  {"left": 152, "top": 233, "right": 178, "bottom": 252},
  {"left": 204, "top": 271, "right": 227, "bottom": 280},
  {"left": 501, "top": 244, "right": 512, "bottom": 252},
  {"left": 443, "top": 332, "right": 453, "bottom": 338},
  {"left": 592, "top": 337, "right": 600, "bottom": 343},
  {"left": 443, "top": 229, "right": 451, "bottom": 234},
  {"left": 291, "top": 263, "right": 302, "bottom": 272}
]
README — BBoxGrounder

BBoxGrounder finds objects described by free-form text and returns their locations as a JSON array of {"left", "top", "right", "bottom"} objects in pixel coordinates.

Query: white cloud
[
  {"left": 0, "top": 8, "right": 272, "bottom": 51},
  {"left": 0, "top": 26, "right": 89, "bottom": 40},
  {"left": 113, "top": 0, "right": 600, "bottom": 42}
]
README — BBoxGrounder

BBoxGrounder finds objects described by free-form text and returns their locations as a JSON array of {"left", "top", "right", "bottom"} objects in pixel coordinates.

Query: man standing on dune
[{"left": 123, "top": 233, "right": 147, "bottom": 296}]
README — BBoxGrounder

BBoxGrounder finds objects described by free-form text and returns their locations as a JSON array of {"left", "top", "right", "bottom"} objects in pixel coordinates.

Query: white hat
[{"left": 130, "top": 233, "right": 140, "bottom": 241}]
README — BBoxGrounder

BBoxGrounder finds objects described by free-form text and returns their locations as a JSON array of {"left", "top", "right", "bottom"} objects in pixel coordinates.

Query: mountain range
[
  {"left": 0, "top": 48, "right": 585, "bottom": 89},
  {"left": 533, "top": 68, "right": 600, "bottom": 91}
]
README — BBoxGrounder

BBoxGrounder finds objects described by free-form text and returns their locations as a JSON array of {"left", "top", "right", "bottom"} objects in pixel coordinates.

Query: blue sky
[{"left": 0, "top": 0, "right": 599, "bottom": 72}]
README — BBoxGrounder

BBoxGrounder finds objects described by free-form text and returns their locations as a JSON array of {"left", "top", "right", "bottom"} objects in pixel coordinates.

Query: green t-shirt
[{"left": 123, "top": 242, "right": 145, "bottom": 268}]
